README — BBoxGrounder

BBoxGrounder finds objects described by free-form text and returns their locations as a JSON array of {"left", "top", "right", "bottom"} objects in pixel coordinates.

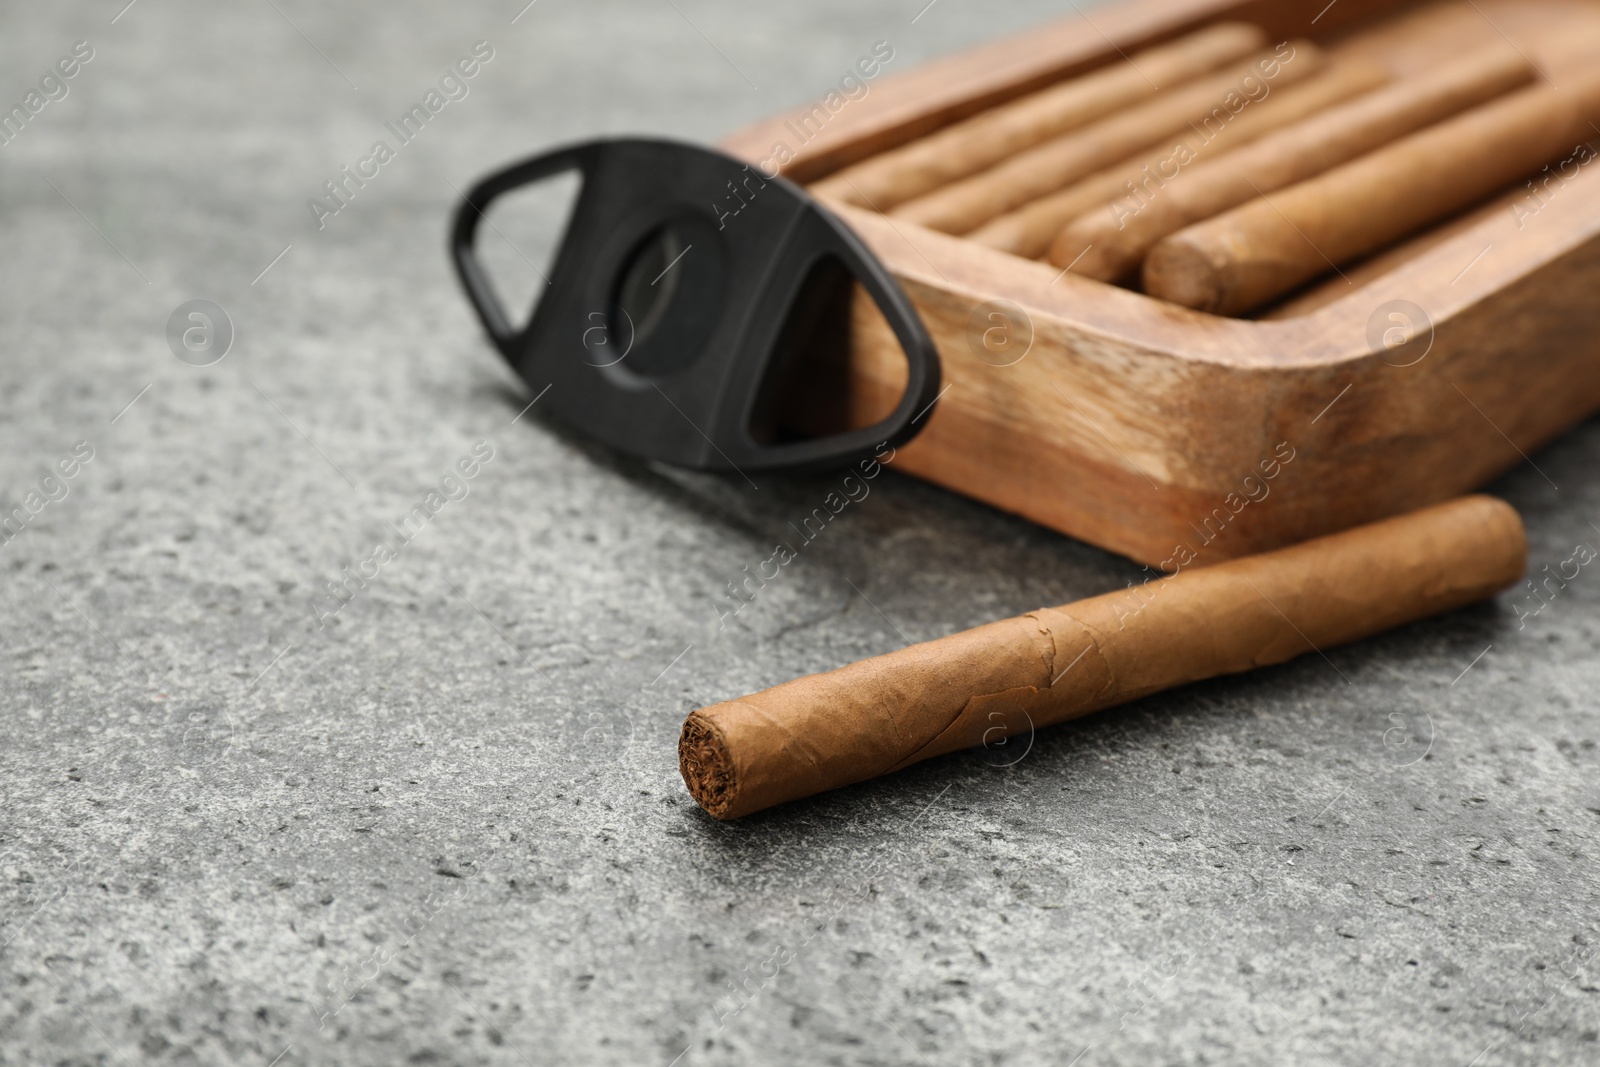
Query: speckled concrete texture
[{"left": 2, "top": 2, "right": 1598, "bottom": 1065}]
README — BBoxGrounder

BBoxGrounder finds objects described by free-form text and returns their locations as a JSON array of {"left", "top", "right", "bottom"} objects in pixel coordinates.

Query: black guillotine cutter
[{"left": 450, "top": 137, "right": 942, "bottom": 472}]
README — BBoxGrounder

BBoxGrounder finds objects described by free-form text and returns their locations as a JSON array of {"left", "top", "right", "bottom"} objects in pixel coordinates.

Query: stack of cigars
[{"left": 810, "top": 20, "right": 1600, "bottom": 317}]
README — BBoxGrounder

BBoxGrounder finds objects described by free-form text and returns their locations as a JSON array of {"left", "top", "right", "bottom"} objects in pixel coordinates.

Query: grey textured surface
[{"left": 2, "top": 2, "right": 1599, "bottom": 1065}]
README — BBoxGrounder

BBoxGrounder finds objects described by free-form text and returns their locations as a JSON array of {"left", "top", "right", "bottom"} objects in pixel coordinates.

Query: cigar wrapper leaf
[
  {"left": 810, "top": 23, "right": 1267, "bottom": 211},
  {"left": 1048, "top": 44, "right": 1533, "bottom": 279},
  {"left": 680, "top": 496, "right": 1525, "bottom": 820},
  {"left": 891, "top": 40, "right": 1324, "bottom": 235},
  {"left": 966, "top": 59, "right": 1392, "bottom": 260},
  {"left": 1144, "top": 72, "right": 1600, "bottom": 315}
]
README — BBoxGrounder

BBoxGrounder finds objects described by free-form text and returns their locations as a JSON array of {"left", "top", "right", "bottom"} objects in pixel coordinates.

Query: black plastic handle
[
  {"left": 451, "top": 141, "right": 597, "bottom": 358},
  {"left": 449, "top": 137, "right": 943, "bottom": 474}
]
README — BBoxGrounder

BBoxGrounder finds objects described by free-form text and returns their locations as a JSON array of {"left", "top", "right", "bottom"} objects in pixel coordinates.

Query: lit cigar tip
[{"left": 679, "top": 713, "right": 738, "bottom": 820}]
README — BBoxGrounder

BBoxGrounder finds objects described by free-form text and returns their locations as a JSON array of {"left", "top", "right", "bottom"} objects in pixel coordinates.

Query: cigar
[
  {"left": 1049, "top": 45, "right": 1533, "bottom": 279},
  {"left": 1260, "top": 181, "right": 1527, "bottom": 319},
  {"left": 680, "top": 496, "right": 1525, "bottom": 820},
  {"left": 1144, "top": 72, "right": 1600, "bottom": 315},
  {"left": 809, "top": 23, "right": 1267, "bottom": 211},
  {"left": 890, "top": 41, "right": 1323, "bottom": 235},
  {"left": 966, "top": 59, "right": 1389, "bottom": 260}
]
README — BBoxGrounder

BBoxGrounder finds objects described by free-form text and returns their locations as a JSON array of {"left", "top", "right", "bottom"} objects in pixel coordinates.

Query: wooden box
[{"left": 721, "top": 0, "right": 1600, "bottom": 566}]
